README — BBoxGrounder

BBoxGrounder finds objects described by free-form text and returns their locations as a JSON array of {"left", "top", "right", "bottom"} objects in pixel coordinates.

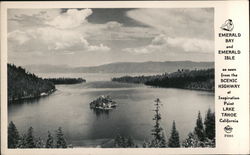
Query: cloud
[
  {"left": 151, "top": 34, "right": 167, "bottom": 46},
  {"left": 46, "top": 9, "right": 93, "bottom": 29},
  {"left": 8, "top": 8, "right": 214, "bottom": 67},
  {"left": 8, "top": 9, "right": 110, "bottom": 54},
  {"left": 85, "top": 21, "right": 159, "bottom": 41},
  {"left": 123, "top": 43, "right": 161, "bottom": 54},
  {"left": 8, "top": 27, "right": 110, "bottom": 53},
  {"left": 8, "top": 9, "right": 61, "bottom": 31},
  {"left": 166, "top": 37, "right": 213, "bottom": 53},
  {"left": 123, "top": 34, "right": 213, "bottom": 54},
  {"left": 125, "top": 9, "right": 214, "bottom": 54},
  {"left": 8, "top": 30, "right": 30, "bottom": 44},
  {"left": 126, "top": 8, "right": 214, "bottom": 40},
  {"left": 104, "top": 21, "right": 123, "bottom": 31}
]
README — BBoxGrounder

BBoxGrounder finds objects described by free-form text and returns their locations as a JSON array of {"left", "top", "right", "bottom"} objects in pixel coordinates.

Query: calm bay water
[{"left": 8, "top": 73, "right": 214, "bottom": 147}]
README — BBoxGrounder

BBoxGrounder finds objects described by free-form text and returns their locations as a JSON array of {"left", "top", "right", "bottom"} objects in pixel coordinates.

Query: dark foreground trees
[
  {"left": 183, "top": 109, "right": 215, "bottom": 147},
  {"left": 56, "top": 127, "right": 67, "bottom": 148},
  {"left": 150, "top": 98, "right": 167, "bottom": 148},
  {"left": 112, "top": 99, "right": 214, "bottom": 148},
  {"left": 8, "top": 121, "right": 19, "bottom": 148},
  {"left": 26, "top": 127, "right": 36, "bottom": 148},
  {"left": 168, "top": 121, "right": 180, "bottom": 147},
  {"left": 8, "top": 122, "right": 68, "bottom": 148},
  {"left": 194, "top": 111, "right": 205, "bottom": 142},
  {"left": 114, "top": 135, "right": 136, "bottom": 148},
  {"left": 204, "top": 108, "right": 215, "bottom": 140},
  {"left": 45, "top": 131, "right": 54, "bottom": 148}
]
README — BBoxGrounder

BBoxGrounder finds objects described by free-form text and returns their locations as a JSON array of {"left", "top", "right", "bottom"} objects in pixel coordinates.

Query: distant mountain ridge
[{"left": 24, "top": 61, "right": 214, "bottom": 74}]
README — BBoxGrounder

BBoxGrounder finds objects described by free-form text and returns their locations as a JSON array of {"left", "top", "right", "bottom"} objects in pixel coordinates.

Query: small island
[{"left": 90, "top": 95, "right": 117, "bottom": 110}]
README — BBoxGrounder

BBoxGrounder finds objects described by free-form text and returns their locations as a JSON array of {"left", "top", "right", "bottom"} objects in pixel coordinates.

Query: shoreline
[
  {"left": 8, "top": 88, "right": 56, "bottom": 103},
  {"left": 112, "top": 81, "right": 214, "bottom": 92},
  {"left": 146, "top": 85, "right": 215, "bottom": 92}
]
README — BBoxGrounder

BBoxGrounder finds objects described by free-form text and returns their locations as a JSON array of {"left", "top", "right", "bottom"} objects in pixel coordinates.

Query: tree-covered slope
[
  {"left": 112, "top": 69, "right": 214, "bottom": 91},
  {"left": 145, "top": 69, "right": 214, "bottom": 91},
  {"left": 45, "top": 78, "right": 86, "bottom": 84},
  {"left": 8, "top": 64, "right": 55, "bottom": 102}
]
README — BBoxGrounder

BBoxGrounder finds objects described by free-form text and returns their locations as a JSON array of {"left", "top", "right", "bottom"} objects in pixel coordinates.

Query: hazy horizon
[{"left": 20, "top": 60, "right": 214, "bottom": 68}]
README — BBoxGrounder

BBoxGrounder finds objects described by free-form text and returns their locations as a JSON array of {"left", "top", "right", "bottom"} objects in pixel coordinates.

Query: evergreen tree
[
  {"left": 46, "top": 131, "right": 54, "bottom": 148},
  {"left": 127, "top": 136, "right": 135, "bottom": 147},
  {"left": 26, "top": 127, "right": 36, "bottom": 148},
  {"left": 18, "top": 134, "right": 27, "bottom": 148},
  {"left": 160, "top": 132, "right": 167, "bottom": 148},
  {"left": 114, "top": 135, "right": 136, "bottom": 148},
  {"left": 8, "top": 121, "right": 20, "bottom": 148},
  {"left": 168, "top": 121, "right": 180, "bottom": 147},
  {"left": 35, "top": 137, "right": 44, "bottom": 148},
  {"left": 204, "top": 108, "right": 215, "bottom": 140},
  {"left": 182, "top": 132, "right": 198, "bottom": 147},
  {"left": 142, "top": 140, "right": 148, "bottom": 148},
  {"left": 150, "top": 98, "right": 166, "bottom": 147},
  {"left": 194, "top": 111, "right": 205, "bottom": 141},
  {"left": 114, "top": 134, "right": 122, "bottom": 147},
  {"left": 120, "top": 136, "right": 126, "bottom": 148},
  {"left": 56, "top": 127, "right": 67, "bottom": 148}
]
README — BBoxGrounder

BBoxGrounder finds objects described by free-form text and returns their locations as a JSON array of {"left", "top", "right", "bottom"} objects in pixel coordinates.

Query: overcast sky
[{"left": 8, "top": 8, "right": 214, "bottom": 67}]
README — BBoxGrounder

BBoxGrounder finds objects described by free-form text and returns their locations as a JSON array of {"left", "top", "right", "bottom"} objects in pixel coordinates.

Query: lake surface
[{"left": 8, "top": 73, "right": 214, "bottom": 147}]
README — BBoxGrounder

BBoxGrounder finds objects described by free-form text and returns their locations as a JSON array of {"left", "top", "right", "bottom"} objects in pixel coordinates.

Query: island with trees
[
  {"left": 112, "top": 68, "right": 214, "bottom": 91},
  {"left": 90, "top": 95, "right": 117, "bottom": 110}
]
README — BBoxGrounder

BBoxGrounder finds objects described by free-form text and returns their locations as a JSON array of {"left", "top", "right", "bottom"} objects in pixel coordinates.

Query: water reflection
[
  {"left": 9, "top": 96, "right": 44, "bottom": 104},
  {"left": 90, "top": 108, "right": 112, "bottom": 119}
]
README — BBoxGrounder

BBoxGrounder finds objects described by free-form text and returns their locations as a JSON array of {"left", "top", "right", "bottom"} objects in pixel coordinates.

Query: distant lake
[{"left": 8, "top": 73, "right": 214, "bottom": 147}]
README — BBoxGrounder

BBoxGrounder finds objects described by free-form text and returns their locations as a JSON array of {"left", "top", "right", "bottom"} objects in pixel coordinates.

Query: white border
[{"left": 1, "top": 1, "right": 249, "bottom": 155}]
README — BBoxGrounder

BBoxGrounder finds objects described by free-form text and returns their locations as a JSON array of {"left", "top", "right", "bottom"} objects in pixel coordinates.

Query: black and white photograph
[{"left": 7, "top": 7, "right": 215, "bottom": 149}]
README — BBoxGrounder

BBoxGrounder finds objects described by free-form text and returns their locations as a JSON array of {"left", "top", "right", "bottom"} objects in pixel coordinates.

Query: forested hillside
[
  {"left": 45, "top": 78, "right": 86, "bottom": 84},
  {"left": 145, "top": 69, "right": 214, "bottom": 91},
  {"left": 8, "top": 64, "right": 55, "bottom": 102},
  {"left": 112, "top": 69, "right": 214, "bottom": 91}
]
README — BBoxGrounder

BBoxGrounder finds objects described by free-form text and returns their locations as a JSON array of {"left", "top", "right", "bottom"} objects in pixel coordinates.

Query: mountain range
[{"left": 24, "top": 61, "right": 214, "bottom": 74}]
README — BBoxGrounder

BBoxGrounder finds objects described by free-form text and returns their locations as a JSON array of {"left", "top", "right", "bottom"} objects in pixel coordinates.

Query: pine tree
[
  {"left": 168, "top": 121, "right": 180, "bottom": 147},
  {"left": 114, "top": 134, "right": 122, "bottom": 147},
  {"left": 127, "top": 136, "right": 135, "bottom": 147},
  {"left": 8, "top": 121, "right": 20, "bottom": 148},
  {"left": 194, "top": 111, "right": 205, "bottom": 142},
  {"left": 182, "top": 132, "right": 198, "bottom": 147},
  {"left": 160, "top": 132, "right": 167, "bottom": 148},
  {"left": 150, "top": 98, "right": 166, "bottom": 147},
  {"left": 204, "top": 108, "right": 215, "bottom": 140},
  {"left": 56, "top": 127, "right": 67, "bottom": 148},
  {"left": 142, "top": 140, "right": 148, "bottom": 148},
  {"left": 35, "top": 137, "right": 44, "bottom": 148},
  {"left": 26, "top": 127, "right": 36, "bottom": 148},
  {"left": 18, "top": 134, "right": 27, "bottom": 148},
  {"left": 46, "top": 131, "right": 54, "bottom": 148}
]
